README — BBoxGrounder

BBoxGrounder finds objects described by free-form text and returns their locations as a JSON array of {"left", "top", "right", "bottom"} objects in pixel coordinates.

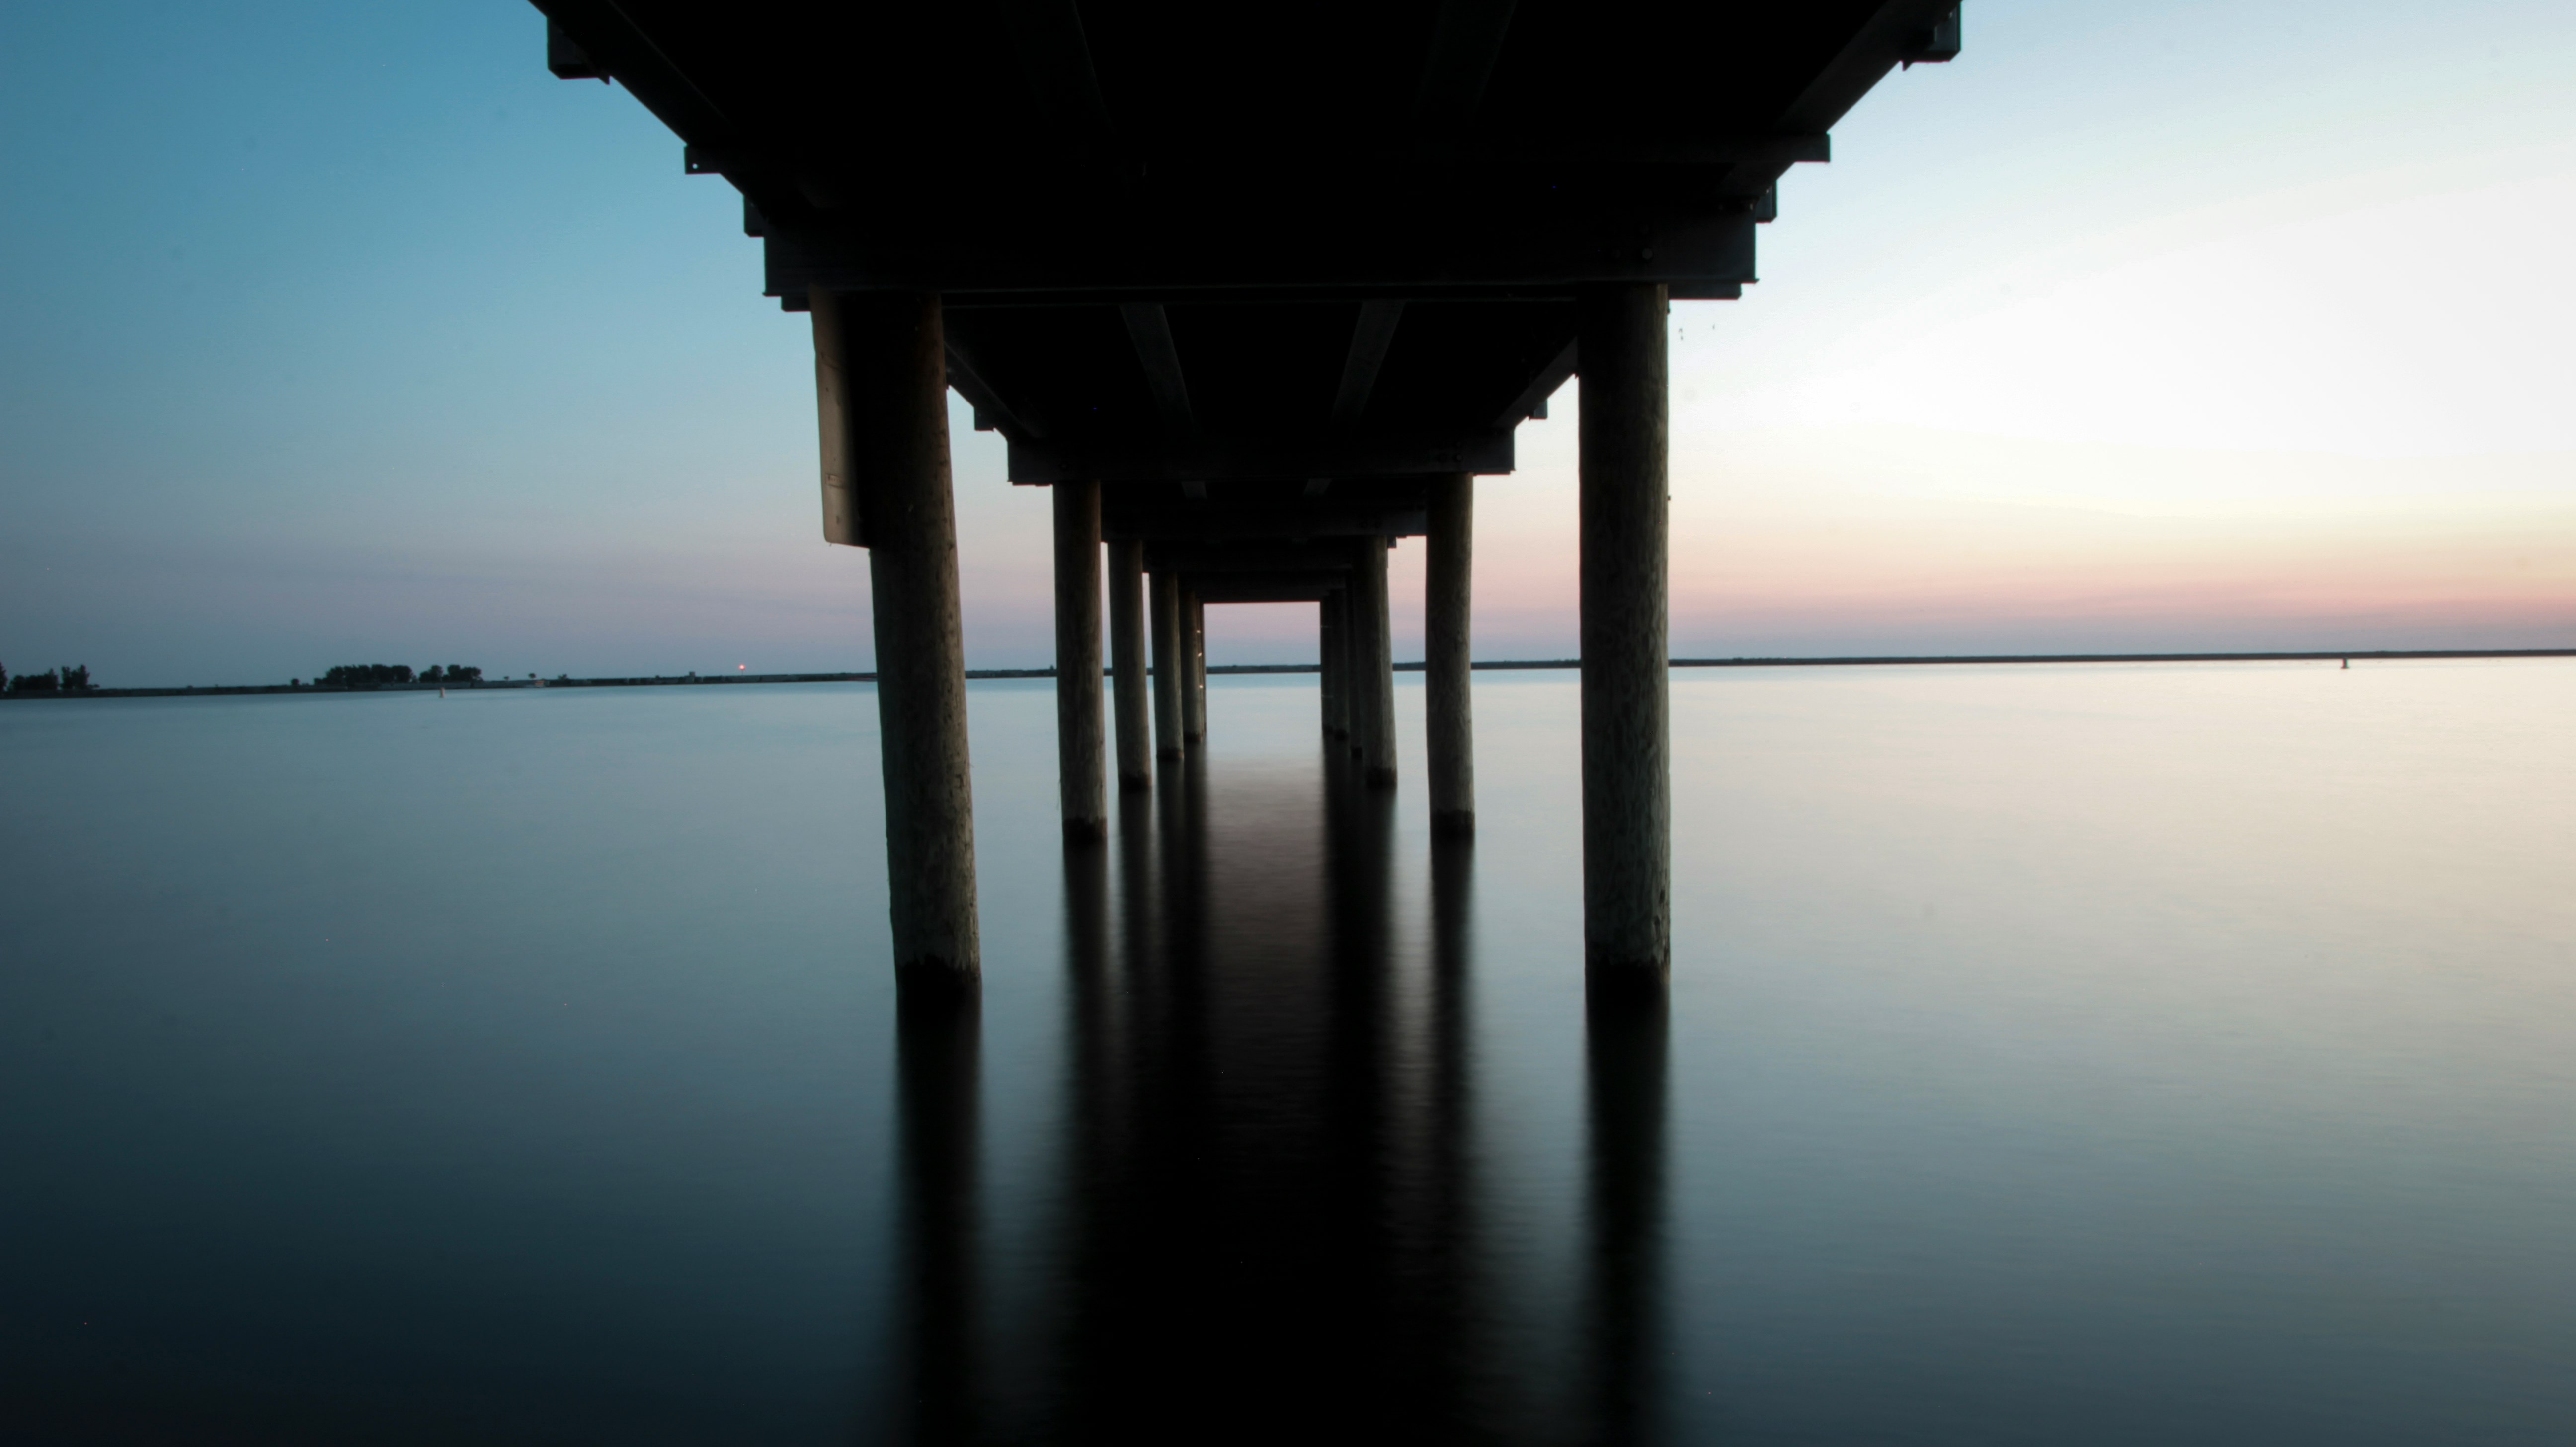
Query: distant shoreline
[{"left": 9, "top": 649, "right": 2572, "bottom": 700}]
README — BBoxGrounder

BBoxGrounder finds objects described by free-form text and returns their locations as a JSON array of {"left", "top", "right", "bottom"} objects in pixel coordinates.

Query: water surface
[{"left": 6, "top": 663, "right": 2574, "bottom": 1443}]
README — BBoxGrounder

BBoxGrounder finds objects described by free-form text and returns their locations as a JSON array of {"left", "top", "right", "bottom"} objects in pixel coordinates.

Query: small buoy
[{"left": 2340, "top": 659, "right": 2348, "bottom": 669}]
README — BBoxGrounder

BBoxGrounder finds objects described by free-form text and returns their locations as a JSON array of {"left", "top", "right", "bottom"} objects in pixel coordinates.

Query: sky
[{"left": 3, "top": 1, "right": 2573, "bottom": 685}]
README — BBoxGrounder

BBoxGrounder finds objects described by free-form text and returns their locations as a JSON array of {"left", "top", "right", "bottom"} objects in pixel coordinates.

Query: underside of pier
[{"left": 535, "top": 0, "right": 1961, "bottom": 994}]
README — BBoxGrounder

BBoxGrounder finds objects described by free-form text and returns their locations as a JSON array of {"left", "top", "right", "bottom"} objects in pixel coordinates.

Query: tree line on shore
[
  {"left": 3, "top": 663, "right": 92, "bottom": 694},
  {"left": 1, "top": 661, "right": 496, "bottom": 693},
  {"left": 319, "top": 664, "right": 483, "bottom": 687}
]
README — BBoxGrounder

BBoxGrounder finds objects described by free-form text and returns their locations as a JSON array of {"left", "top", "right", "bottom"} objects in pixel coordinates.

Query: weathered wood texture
[
  {"left": 818, "top": 288, "right": 979, "bottom": 992},
  {"left": 1426, "top": 472, "right": 1476, "bottom": 835},
  {"left": 1052, "top": 478, "right": 1106, "bottom": 838},
  {"left": 1149, "top": 570, "right": 1184, "bottom": 759},
  {"left": 1107, "top": 538, "right": 1151, "bottom": 791},
  {"left": 1349, "top": 537, "right": 1398, "bottom": 788},
  {"left": 1578, "top": 284, "right": 1671, "bottom": 993}
]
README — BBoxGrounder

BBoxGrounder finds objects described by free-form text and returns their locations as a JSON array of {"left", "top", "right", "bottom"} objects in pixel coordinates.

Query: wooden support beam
[
  {"left": 765, "top": 208, "right": 1757, "bottom": 307},
  {"left": 1578, "top": 283, "right": 1670, "bottom": 996},
  {"left": 1010, "top": 429, "right": 1510, "bottom": 487},
  {"left": 1410, "top": 0, "right": 1521, "bottom": 157},
  {"left": 1188, "top": 572, "right": 1347, "bottom": 604},
  {"left": 1772, "top": 0, "right": 1966, "bottom": 134},
  {"left": 1107, "top": 538, "right": 1151, "bottom": 791},
  {"left": 1330, "top": 301, "right": 1407, "bottom": 431},
  {"left": 811, "top": 290, "right": 862, "bottom": 546},
  {"left": 943, "top": 342, "right": 1043, "bottom": 440},
  {"left": 1494, "top": 338, "right": 1577, "bottom": 429},
  {"left": 1143, "top": 540, "right": 1361, "bottom": 575},
  {"left": 545, "top": 19, "right": 608, "bottom": 81},
  {"left": 1425, "top": 473, "right": 1475, "bottom": 835},
  {"left": 997, "top": 0, "right": 1113, "bottom": 149},
  {"left": 813, "top": 288, "right": 979, "bottom": 995},
  {"left": 1052, "top": 478, "right": 1106, "bottom": 839},
  {"left": 1475, "top": 134, "right": 1829, "bottom": 167},
  {"left": 1119, "top": 304, "right": 1196, "bottom": 436},
  {"left": 1107, "top": 507, "right": 1428, "bottom": 543}
]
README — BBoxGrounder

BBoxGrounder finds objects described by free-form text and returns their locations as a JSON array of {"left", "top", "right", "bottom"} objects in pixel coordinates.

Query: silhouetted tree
[
  {"left": 61, "top": 665, "right": 91, "bottom": 692},
  {"left": 9, "top": 669, "right": 59, "bottom": 694},
  {"left": 322, "top": 664, "right": 417, "bottom": 687}
]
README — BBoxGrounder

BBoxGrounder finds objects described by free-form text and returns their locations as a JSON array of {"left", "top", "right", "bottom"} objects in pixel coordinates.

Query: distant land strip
[{"left": 13, "top": 649, "right": 2575, "bottom": 700}]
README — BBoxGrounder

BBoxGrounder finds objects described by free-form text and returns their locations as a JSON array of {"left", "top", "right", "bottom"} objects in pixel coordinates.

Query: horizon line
[{"left": 14, "top": 648, "right": 2573, "bottom": 701}]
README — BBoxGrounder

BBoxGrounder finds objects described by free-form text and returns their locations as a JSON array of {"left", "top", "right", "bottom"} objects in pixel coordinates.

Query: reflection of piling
[
  {"left": 1430, "top": 834, "right": 1476, "bottom": 1169},
  {"left": 1401, "top": 829, "right": 1484, "bottom": 1432},
  {"left": 1062, "top": 834, "right": 1113, "bottom": 1067},
  {"left": 1583, "top": 989, "right": 1670, "bottom": 1446},
  {"left": 894, "top": 986, "right": 981, "bottom": 1447}
]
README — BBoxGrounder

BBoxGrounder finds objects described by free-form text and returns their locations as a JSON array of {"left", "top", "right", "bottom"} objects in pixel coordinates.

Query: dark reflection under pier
[
  {"left": 895, "top": 743, "right": 1671, "bottom": 1447},
  {"left": 893, "top": 988, "right": 982, "bottom": 1447}
]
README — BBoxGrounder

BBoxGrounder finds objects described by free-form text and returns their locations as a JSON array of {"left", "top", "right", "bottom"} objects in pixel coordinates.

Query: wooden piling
[
  {"left": 1182, "top": 584, "right": 1207, "bottom": 744},
  {"left": 1107, "top": 539, "right": 1151, "bottom": 791},
  {"left": 1052, "top": 479, "right": 1106, "bottom": 839},
  {"left": 1350, "top": 536, "right": 1397, "bottom": 788},
  {"left": 1149, "top": 570, "right": 1184, "bottom": 758},
  {"left": 814, "top": 288, "right": 978, "bottom": 993},
  {"left": 1341, "top": 570, "right": 1366, "bottom": 759},
  {"left": 1425, "top": 472, "right": 1474, "bottom": 836},
  {"left": 1319, "top": 589, "right": 1347, "bottom": 738},
  {"left": 1578, "top": 283, "right": 1670, "bottom": 995}
]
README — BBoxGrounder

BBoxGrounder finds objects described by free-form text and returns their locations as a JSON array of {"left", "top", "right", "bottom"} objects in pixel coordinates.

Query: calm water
[{"left": 6, "top": 663, "right": 2576, "bottom": 1445}]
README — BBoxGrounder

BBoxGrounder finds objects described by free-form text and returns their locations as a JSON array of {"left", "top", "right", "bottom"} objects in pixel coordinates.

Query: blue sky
[{"left": 3, "top": 1, "right": 2573, "bottom": 684}]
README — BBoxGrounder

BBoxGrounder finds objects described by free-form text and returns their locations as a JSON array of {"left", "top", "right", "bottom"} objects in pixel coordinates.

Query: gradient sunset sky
[{"left": 4, "top": 1, "right": 2573, "bottom": 684}]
